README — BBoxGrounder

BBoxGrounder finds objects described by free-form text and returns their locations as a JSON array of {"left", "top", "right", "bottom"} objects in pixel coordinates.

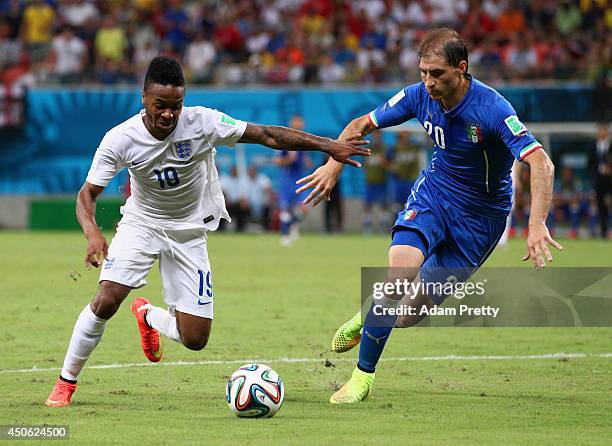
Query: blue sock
[{"left": 357, "top": 303, "right": 397, "bottom": 373}]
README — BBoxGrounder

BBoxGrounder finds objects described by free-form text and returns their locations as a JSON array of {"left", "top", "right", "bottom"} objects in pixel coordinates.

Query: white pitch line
[{"left": 1, "top": 352, "right": 611, "bottom": 375}]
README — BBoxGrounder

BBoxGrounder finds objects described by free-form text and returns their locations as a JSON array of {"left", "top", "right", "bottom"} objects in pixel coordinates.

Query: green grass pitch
[{"left": 0, "top": 232, "right": 610, "bottom": 445}]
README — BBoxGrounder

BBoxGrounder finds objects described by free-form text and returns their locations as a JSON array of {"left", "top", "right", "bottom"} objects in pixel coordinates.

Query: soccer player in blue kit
[
  {"left": 274, "top": 115, "right": 312, "bottom": 245},
  {"left": 297, "top": 29, "right": 563, "bottom": 404}
]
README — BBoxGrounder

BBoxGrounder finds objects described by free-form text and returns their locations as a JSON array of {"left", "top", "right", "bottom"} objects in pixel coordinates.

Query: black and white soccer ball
[{"left": 226, "top": 364, "right": 285, "bottom": 418}]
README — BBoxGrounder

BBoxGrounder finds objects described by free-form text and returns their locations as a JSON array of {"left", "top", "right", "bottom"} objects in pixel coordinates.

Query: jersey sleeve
[
  {"left": 85, "top": 133, "right": 124, "bottom": 187},
  {"left": 368, "top": 84, "right": 419, "bottom": 129},
  {"left": 200, "top": 107, "right": 247, "bottom": 148},
  {"left": 490, "top": 98, "right": 542, "bottom": 161}
]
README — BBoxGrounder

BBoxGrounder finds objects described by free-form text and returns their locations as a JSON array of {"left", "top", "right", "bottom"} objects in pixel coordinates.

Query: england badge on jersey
[{"left": 175, "top": 140, "right": 192, "bottom": 159}]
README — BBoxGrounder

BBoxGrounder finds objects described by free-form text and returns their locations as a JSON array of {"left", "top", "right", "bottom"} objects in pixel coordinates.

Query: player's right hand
[
  {"left": 85, "top": 233, "right": 108, "bottom": 269},
  {"left": 522, "top": 222, "right": 563, "bottom": 268},
  {"left": 296, "top": 160, "right": 343, "bottom": 206}
]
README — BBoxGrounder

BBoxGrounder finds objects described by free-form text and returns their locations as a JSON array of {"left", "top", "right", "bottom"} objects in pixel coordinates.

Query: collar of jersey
[{"left": 439, "top": 74, "right": 476, "bottom": 119}]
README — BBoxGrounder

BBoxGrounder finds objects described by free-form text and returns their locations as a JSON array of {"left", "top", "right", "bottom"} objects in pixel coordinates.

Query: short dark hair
[
  {"left": 418, "top": 28, "right": 469, "bottom": 72},
  {"left": 143, "top": 56, "right": 185, "bottom": 91}
]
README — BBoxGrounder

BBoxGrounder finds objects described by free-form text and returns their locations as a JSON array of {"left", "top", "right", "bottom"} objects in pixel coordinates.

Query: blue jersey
[
  {"left": 278, "top": 150, "right": 306, "bottom": 179},
  {"left": 369, "top": 76, "right": 542, "bottom": 218}
]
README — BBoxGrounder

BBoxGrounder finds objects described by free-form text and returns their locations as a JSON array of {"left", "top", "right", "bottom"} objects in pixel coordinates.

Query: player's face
[
  {"left": 142, "top": 83, "right": 184, "bottom": 139},
  {"left": 290, "top": 116, "right": 304, "bottom": 131},
  {"left": 419, "top": 55, "right": 465, "bottom": 101}
]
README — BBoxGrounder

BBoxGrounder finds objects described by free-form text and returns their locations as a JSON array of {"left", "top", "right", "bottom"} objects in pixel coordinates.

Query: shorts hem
[
  {"left": 98, "top": 273, "right": 146, "bottom": 289},
  {"left": 390, "top": 225, "right": 429, "bottom": 257},
  {"left": 174, "top": 304, "right": 214, "bottom": 320}
]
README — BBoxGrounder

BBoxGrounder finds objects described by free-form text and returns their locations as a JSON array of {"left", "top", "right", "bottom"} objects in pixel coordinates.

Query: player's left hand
[
  {"left": 324, "top": 139, "right": 370, "bottom": 168},
  {"left": 296, "top": 160, "right": 343, "bottom": 206},
  {"left": 522, "top": 222, "right": 563, "bottom": 268}
]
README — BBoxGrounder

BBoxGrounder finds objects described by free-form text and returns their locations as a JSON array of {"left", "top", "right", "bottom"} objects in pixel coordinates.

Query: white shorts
[{"left": 100, "top": 220, "right": 214, "bottom": 319}]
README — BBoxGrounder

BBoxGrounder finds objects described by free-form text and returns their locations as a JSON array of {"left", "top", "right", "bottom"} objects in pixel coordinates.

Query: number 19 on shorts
[{"left": 197, "top": 270, "right": 213, "bottom": 305}]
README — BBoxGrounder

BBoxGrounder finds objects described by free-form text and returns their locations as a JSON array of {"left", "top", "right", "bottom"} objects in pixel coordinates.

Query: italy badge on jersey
[
  {"left": 403, "top": 209, "right": 418, "bottom": 220},
  {"left": 175, "top": 140, "right": 192, "bottom": 159},
  {"left": 466, "top": 123, "right": 483, "bottom": 143}
]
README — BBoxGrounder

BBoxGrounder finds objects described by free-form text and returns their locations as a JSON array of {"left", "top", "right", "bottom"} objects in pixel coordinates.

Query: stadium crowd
[{"left": 0, "top": 0, "right": 611, "bottom": 87}]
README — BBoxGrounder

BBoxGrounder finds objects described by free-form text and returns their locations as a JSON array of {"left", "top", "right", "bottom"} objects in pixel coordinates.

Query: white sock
[
  {"left": 145, "top": 306, "right": 181, "bottom": 343},
  {"left": 60, "top": 304, "right": 107, "bottom": 381}
]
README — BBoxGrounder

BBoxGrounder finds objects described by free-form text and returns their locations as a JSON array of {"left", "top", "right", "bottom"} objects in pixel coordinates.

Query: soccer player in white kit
[{"left": 45, "top": 57, "right": 370, "bottom": 406}]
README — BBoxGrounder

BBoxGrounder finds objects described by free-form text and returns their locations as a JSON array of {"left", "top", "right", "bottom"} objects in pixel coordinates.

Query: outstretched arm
[
  {"left": 297, "top": 114, "right": 376, "bottom": 206},
  {"left": 238, "top": 123, "right": 370, "bottom": 167},
  {"left": 76, "top": 182, "right": 108, "bottom": 269},
  {"left": 521, "top": 149, "right": 563, "bottom": 268}
]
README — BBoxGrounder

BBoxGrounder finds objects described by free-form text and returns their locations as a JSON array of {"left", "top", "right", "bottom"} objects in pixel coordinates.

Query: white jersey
[{"left": 86, "top": 106, "right": 247, "bottom": 231}]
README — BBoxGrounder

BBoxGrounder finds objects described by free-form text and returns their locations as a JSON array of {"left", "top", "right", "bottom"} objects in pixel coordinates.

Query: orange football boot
[
  {"left": 131, "top": 297, "right": 162, "bottom": 362},
  {"left": 45, "top": 377, "right": 77, "bottom": 407}
]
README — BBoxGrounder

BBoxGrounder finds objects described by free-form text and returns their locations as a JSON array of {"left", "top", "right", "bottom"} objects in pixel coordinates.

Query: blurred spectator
[
  {"left": 20, "top": 0, "right": 56, "bottom": 62},
  {"left": 274, "top": 31, "right": 305, "bottom": 83},
  {"left": 214, "top": 14, "right": 245, "bottom": 62},
  {"left": 391, "top": 0, "right": 427, "bottom": 27},
  {"left": 94, "top": 14, "right": 126, "bottom": 64},
  {"left": 553, "top": 47, "right": 577, "bottom": 79},
  {"left": 353, "top": 0, "right": 386, "bottom": 22},
  {"left": 356, "top": 37, "right": 385, "bottom": 82},
  {"left": 94, "top": 14, "right": 129, "bottom": 83},
  {"left": 318, "top": 54, "right": 345, "bottom": 84},
  {"left": 58, "top": 0, "right": 99, "bottom": 31},
  {"left": 0, "top": 18, "right": 21, "bottom": 70},
  {"left": 462, "top": 1, "right": 496, "bottom": 42},
  {"left": 389, "top": 131, "right": 421, "bottom": 210},
  {"left": 184, "top": 30, "right": 216, "bottom": 84},
  {"left": 524, "top": 0, "right": 556, "bottom": 33},
  {"left": 220, "top": 166, "right": 250, "bottom": 232},
  {"left": 496, "top": 2, "right": 527, "bottom": 37},
  {"left": 555, "top": 0, "right": 582, "bottom": 35},
  {"left": 3, "top": 0, "right": 23, "bottom": 39},
  {"left": 363, "top": 131, "right": 392, "bottom": 233},
  {"left": 593, "top": 123, "right": 611, "bottom": 238},
  {"left": 242, "top": 164, "right": 273, "bottom": 231},
  {"left": 482, "top": 0, "right": 505, "bottom": 20},
  {"left": 161, "top": 0, "right": 190, "bottom": 54},
  {"left": 133, "top": 39, "right": 158, "bottom": 83},
  {"left": 505, "top": 34, "right": 538, "bottom": 79},
  {"left": 49, "top": 25, "right": 87, "bottom": 84},
  {"left": 553, "top": 166, "right": 593, "bottom": 238},
  {"left": 472, "top": 37, "right": 502, "bottom": 80},
  {"left": 429, "top": 0, "right": 467, "bottom": 26}
]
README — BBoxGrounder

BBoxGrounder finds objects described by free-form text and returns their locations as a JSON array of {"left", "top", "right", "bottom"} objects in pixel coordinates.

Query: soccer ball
[{"left": 225, "top": 364, "right": 285, "bottom": 418}]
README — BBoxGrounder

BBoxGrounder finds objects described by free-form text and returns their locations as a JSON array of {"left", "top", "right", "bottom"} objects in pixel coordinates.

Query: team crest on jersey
[
  {"left": 403, "top": 209, "right": 418, "bottom": 221},
  {"left": 466, "top": 123, "right": 483, "bottom": 143},
  {"left": 103, "top": 258, "right": 115, "bottom": 270},
  {"left": 175, "top": 140, "right": 192, "bottom": 159}
]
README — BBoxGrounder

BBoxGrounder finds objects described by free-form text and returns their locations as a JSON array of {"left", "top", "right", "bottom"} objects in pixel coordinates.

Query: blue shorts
[
  {"left": 394, "top": 179, "right": 414, "bottom": 204},
  {"left": 365, "top": 183, "right": 387, "bottom": 206},
  {"left": 278, "top": 175, "right": 306, "bottom": 210},
  {"left": 390, "top": 173, "right": 507, "bottom": 304}
]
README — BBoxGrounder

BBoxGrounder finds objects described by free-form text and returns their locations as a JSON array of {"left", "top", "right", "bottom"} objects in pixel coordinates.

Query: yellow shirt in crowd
[
  {"left": 95, "top": 27, "right": 127, "bottom": 62},
  {"left": 22, "top": 3, "right": 56, "bottom": 45}
]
